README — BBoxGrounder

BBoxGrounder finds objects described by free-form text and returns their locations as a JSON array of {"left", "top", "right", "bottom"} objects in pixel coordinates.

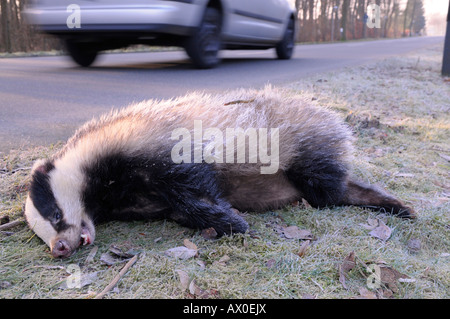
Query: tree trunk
[
  {"left": 1, "top": 0, "right": 11, "bottom": 52},
  {"left": 341, "top": 0, "right": 349, "bottom": 40},
  {"left": 442, "top": 1, "right": 450, "bottom": 75}
]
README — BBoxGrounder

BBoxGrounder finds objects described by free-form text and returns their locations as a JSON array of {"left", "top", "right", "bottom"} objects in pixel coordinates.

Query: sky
[
  {"left": 423, "top": 0, "right": 448, "bottom": 35},
  {"left": 288, "top": 0, "right": 448, "bottom": 36}
]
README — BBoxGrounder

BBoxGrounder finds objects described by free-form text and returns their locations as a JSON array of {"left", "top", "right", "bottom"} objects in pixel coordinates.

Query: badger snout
[{"left": 51, "top": 239, "right": 72, "bottom": 258}]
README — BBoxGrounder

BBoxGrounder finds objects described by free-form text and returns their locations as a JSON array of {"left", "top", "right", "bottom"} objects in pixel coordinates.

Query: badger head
[{"left": 24, "top": 158, "right": 95, "bottom": 258}]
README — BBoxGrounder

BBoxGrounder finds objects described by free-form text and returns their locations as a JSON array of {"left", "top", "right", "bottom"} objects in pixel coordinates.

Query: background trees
[
  {"left": 0, "top": 0, "right": 429, "bottom": 53},
  {"left": 296, "top": 0, "right": 426, "bottom": 42}
]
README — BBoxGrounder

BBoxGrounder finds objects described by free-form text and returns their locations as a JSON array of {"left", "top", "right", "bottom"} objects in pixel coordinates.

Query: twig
[
  {"left": 0, "top": 218, "right": 24, "bottom": 231},
  {"left": 94, "top": 255, "right": 138, "bottom": 299}
]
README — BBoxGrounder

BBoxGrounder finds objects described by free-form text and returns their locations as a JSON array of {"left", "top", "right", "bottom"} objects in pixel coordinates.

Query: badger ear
[{"left": 32, "top": 159, "right": 55, "bottom": 175}]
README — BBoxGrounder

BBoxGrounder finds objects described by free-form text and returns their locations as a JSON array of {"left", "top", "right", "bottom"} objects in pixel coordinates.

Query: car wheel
[
  {"left": 65, "top": 40, "right": 98, "bottom": 67},
  {"left": 276, "top": 18, "right": 295, "bottom": 60},
  {"left": 185, "top": 7, "right": 221, "bottom": 69}
]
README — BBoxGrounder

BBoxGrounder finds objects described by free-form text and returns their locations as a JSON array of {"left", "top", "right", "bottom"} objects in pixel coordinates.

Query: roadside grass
[{"left": 0, "top": 44, "right": 448, "bottom": 299}]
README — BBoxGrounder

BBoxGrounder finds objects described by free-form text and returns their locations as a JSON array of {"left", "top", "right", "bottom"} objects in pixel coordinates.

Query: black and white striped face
[{"left": 24, "top": 159, "right": 95, "bottom": 258}]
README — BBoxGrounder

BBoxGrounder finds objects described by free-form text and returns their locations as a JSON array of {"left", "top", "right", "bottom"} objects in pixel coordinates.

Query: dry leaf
[
  {"left": 164, "top": 247, "right": 197, "bottom": 260},
  {"left": 369, "top": 220, "right": 392, "bottom": 241},
  {"left": 85, "top": 246, "right": 98, "bottom": 263},
  {"left": 282, "top": 226, "right": 313, "bottom": 240},
  {"left": 378, "top": 264, "right": 409, "bottom": 293},
  {"left": 213, "top": 255, "right": 230, "bottom": 267},
  {"left": 201, "top": 227, "right": 218, "bottom": 240},
  {"left": 297, "top": 240, "right": 310, "bottom": 258},
  {"left": 196, "top": 260, "right": 206, "bottom": 269},
  {"left": 358, "top": 287, "right": 378, "bottom": 299},
  {"left": 189, "top": 280, "right": 211, "bottom": 298},
  {"left": 301, "top": 198, "right": 312, "bottom": 208},
  {"left": 407, "top": 238, "right": 421, "bottom": 253},
  {"left": 183, "top": 239, "right": 198, "bottom": 251},
  {"left": 339, "top": 251, "right": 356, "bottom": 289},
  {"left": 360, "top": 218, "right": 379, "bottom": 230},
  {"left": 176, "top": 270, "right": 191, "bottom": 291},
  {"left": 109, "top": 244, "right": 139, "bottom": 259}
]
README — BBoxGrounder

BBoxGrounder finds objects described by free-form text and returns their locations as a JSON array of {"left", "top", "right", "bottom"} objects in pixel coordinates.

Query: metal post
[
  {"left": 331, "top": 6, "right": 338, "bottom": 42},
  {"left": 442, "top": 1, "right": 450, "bottom": 76}
]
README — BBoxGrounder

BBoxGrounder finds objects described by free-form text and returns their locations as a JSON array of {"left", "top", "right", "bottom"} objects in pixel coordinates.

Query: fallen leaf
[
  {"left": 301, "top": 198, "right": 312, "bottom": 208},
  {"left": 360, "top": 218, "right": 380, "bottom": 230},
  {"left": 164, "top": 247, "right": 197, "bottom": 260},
  {"left": 176, "top": 270, "right": 191, "bottom": 291},
  {"left": 282, "top": 226, "right": 313, "bottom": 240},
  {"left": 358, "top": 287, "right": 378, "bottom": 299},
  {"left": 407, "top": 238, "right": 421, "bottom": 253},
  {"left": 109, "top": 244, "right": 139, "bottom": 259},
  {"left": 339, "top": 251, "right": 356, "bottom": 289},
  {"left": 189, "top": 280, "right": 211, "bottom": 298},
  {"left": 100, "top": 253, "right": 120, "bottom": 266},
  {"left": 378, "top": 288, "right": 393, "bottom": 299},
  {"left": 369, "top": 220, "right": 392, "bottom": 241},
  {"left": 183, "top": 239, "right": 198, "bottom": 251},
  {"left": 378, "top": 264, "right": 409, "bottom": 293},
  {"left": 297, "top": 240, "right": 310, "bottom": 258},
  {"left": 213, "top": 255, "right": 230, "bottom": 267},
  {"left": 201, "top": 227, "right": 218, "bottom": 240},
  {"left": 85, "top": 246, "right": 98, "bottom": 263},
  {"left": 196, "top": 260, "right": 206, "bottom": 269}
]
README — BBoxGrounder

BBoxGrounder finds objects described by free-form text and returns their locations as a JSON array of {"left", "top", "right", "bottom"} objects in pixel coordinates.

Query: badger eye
[{"left": 54, "top": 211, "right": 62, "bottom": 222}]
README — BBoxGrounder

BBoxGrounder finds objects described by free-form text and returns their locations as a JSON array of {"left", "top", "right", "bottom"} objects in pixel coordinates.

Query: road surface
[{"left": 0, "top": 36, "right": 443, "bottom": 155}]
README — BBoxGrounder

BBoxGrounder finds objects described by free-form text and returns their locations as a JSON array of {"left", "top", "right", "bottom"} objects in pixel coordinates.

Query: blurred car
[{"left": 23, "top": 0, "right": 296, "bottom": 68}]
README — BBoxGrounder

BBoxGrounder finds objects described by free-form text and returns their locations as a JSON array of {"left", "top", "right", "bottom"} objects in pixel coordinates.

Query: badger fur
[{"left": 24, "top": 87, "right": 415, "bottom": 258}]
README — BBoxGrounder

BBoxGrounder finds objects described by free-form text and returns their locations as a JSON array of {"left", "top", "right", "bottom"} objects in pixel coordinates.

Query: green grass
[{"left": 1, "top": 44, "right": 449, "bottom": 299}]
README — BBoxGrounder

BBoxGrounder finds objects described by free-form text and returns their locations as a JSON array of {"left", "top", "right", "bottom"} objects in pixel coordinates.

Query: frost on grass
[{"left": 1, "top": 45, "right": 449, "bottom": 299}]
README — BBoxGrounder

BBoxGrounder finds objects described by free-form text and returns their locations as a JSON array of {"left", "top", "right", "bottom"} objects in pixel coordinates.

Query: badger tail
[{"left": 341, "top": 178, "right": 416, "bottom": 219}]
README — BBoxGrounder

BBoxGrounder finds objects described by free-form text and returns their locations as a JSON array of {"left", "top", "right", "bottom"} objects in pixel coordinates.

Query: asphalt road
[{"left": 0, "top": 36, "right": 444, "bottom": 155}]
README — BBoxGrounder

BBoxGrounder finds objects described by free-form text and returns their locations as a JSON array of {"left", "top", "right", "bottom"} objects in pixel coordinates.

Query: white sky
[
  {"left": 288, "top": 0, "right": 448, "bottom": 36},
  {"left": 422, "top": 0, "right": 448, "bottom": 35}
]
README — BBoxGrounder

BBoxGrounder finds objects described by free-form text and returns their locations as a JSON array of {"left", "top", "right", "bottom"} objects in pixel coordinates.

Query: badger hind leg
[
  {"left": 341, "top": 178, "right": 416, "bottom": 219},
  {"left": 286, "top": 155, "right": 349, "bottom": 208},
  {"left": 286, "top": 156, "right": 415, "bottom": 218}
]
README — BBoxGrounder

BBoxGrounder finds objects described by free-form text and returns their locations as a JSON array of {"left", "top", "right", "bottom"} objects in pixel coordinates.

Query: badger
[{"left": 24, "top": 87, "right": 415, "bottom": 258}]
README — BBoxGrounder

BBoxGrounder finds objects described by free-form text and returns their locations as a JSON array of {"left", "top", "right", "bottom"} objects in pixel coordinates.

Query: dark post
[{"left": 443, "top": 1, "right": 450, "bottom": 76}]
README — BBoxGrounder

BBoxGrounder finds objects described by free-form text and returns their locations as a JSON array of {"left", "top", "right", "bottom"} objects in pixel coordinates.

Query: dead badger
[{"left": 24, "top": 87, "right": 415, "bottom": 258}]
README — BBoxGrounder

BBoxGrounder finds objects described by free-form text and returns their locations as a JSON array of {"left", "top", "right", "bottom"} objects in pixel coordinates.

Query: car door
[{"left": 224, "top": 0, "right": 288, "bottom": 42}]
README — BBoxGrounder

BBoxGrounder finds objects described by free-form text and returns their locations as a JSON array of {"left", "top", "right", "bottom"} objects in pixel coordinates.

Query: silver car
[{"left": 23, "top": 0, "right": 296, "bottom": 68}]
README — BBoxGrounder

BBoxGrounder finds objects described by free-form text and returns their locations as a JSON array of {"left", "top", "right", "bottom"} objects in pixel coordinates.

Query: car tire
[
  {"left": 185, "top": 7, "right": 222, "bottom": 69},
  {"left": 65, "top": 40, "right": 98, "bottom": 67},
  {"left": 276, "top": 18, "right": 295, "bottom": 60}
]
